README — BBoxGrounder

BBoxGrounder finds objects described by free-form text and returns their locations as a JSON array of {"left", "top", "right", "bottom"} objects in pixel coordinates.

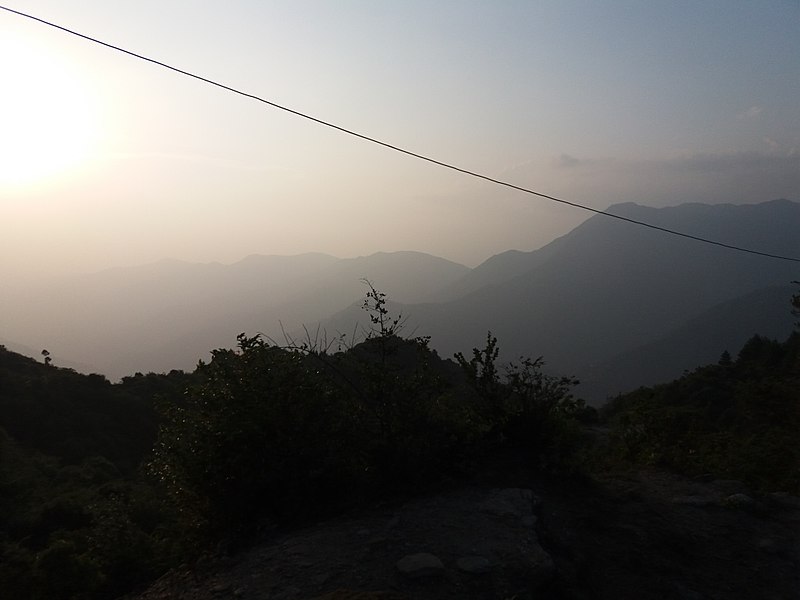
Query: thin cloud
[
  {"left": 530, "top": 150, "right": 800, "bottom": 208},
  {"left": 664, "top": 151, "right": 798, "bottom": 173},
  {"left": 104, "top": 151, "right": 294, "bottom": 174},
  {"left": 763, "top": 137, "right": 780, "bottom": 152},
  {"left": 555, "top": 154, "right": 586, "bottom": 169},
  {"left": 738, "top": 105, "right": 763, "bottom": 120}
]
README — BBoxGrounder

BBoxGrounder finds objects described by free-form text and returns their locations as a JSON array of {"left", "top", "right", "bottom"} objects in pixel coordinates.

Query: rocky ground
[
  {"left": 536, "top": 470, "right": 800, "bottom": 599},
  {"left": 124, "top": 457, "right": 799, "bottom": 600}
]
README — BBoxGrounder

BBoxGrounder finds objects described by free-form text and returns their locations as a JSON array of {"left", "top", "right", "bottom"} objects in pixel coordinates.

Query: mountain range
[{"left": 3, "top": 199, "right": 798, "bottom": 402}]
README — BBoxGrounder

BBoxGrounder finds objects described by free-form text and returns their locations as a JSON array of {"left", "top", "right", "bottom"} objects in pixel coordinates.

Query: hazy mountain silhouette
[
  {"left": 424, "top": 239, "right": 569, "bottom": 303},
  {"left": 2, "top": 251, "right": 468, "bottom": 379},
  {"left": 578, "top": 283, "right": 797, "bottom": 400},
  {"left": 3, "top": 200, "right": 797, "bottom": 398},
  {"left": 321, "top": 200, "right": 800, "bottom": 401}
]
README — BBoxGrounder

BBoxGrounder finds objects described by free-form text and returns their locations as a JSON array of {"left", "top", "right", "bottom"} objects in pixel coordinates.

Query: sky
[{"left": 1, "top": 0, "right": 798, "bottom": 284}]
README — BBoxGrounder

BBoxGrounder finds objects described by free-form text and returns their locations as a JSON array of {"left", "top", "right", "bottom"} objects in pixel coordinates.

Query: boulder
[
  {"left": 395, "top": 553, "right": 444, "bottom": 579},
  {"left": 456, "top": 556, "right": 492, "bottom": 574}
]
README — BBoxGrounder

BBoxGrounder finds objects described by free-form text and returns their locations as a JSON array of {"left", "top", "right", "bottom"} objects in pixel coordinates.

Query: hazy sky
[{"left": 1, "top": 1, "right": 798, "bottom": 282}]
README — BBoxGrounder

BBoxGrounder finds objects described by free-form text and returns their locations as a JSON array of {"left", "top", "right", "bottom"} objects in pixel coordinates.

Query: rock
[
  {"left": 384, "top": 515, "right": 401, "bottom": 530},
  {"left": 710, "top": 479, "right": 748, "bottom": 495},
  {"left": 723, "top": 493, "right": 755, "bottom": 509},
  {"left": 671, "top": 581, "right": 705, "bottom": 600},
  {"left": 272, "top": 586, "right": 301, "bottom": 600},
  {"left": 757, "top": 537, "right": 780, "bottom": 555},
  {"left": 282, "top": 540, "right": 312, "bottom": 555},
  {"left": 395, "top": 553, "right": 444, "bottom": 578},
  {"left": 526, "top": 544, "right": 557, "bottom": 586},
  {"left": 480, "top": 488, "right": 534, "bottom": 518},
  {"left": 211, "top": 582, "right": 231, "bottom": 594},
  {"left": 671, "top": 495, "right": 718, "bottom": 507},
  {"left": 522, "top": 514, "right": 538, "bottom": 528},
  {"left": 311, "top": 591, "right": 406, "bottom": 600},
  {"left": 767, "top": 492, "right": 800, "bottom": 509},
  {"left": 456, "top": 556, "right": 492, "bottom": 574}
]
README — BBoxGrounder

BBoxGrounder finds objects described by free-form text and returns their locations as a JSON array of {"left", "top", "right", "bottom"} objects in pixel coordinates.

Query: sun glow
[{"left": 0, "top": 33, "right": 100, "bottom": 188}]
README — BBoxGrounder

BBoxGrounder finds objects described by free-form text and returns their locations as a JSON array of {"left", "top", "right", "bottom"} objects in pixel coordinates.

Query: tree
[{"left": 40, "top": 349, "right": 51, "bottom": 366}]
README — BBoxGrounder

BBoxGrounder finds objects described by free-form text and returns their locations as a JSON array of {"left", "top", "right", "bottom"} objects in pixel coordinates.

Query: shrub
[
  {"left": 456, "top": 332, "right": 585, "bottom": 472},
  {"left": 149, "top": 286, "right": 492, "bottom": 534},
  {"left": 150, "top": 335, "right": 367, "bottom": 532}
]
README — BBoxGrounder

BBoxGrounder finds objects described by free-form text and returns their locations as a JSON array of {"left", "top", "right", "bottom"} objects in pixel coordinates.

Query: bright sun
[{"left": 0, "top": 33, "right": 99, "bottom": 188}]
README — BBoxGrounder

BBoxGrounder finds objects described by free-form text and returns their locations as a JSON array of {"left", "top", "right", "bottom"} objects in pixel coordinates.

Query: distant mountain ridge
[
  {"left": 408, "top": 200, "right": 800, "bottom": 400},
  {"left": 2, "top": 251, "right": 469, "bottom": 379},
  {"left": 2, "top": 199, "right": 797, "bottom": 400},
  {"left": 579, "top": 283, "right": 798, "bottom": 400},
  {"left": 321, "top": 199, "right": 800, "bottom": 401}
]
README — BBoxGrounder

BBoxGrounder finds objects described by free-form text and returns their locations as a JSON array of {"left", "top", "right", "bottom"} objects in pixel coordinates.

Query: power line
[{"left": 2, "top": 4, "right": 799, "bottom": 264}]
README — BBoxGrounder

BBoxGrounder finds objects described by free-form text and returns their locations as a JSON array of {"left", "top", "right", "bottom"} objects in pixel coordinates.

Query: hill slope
[
  {"left": 2, "top": 252, "right": 468, "bottom": 379},
  {"left": 351, "top": 200, "right": 800, "bottom": 400}
]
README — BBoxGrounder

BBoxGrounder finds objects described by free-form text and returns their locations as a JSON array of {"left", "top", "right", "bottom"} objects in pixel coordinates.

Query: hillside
[
  {"left": 2, "top": 199, "right": 798, "bottom": 402},
  {"left": 373, "top": 199, "right": 800, "bottom": 401},
  {"left": 1, "top": 252, "right": 468, "bottom": 380},
  {"left": 602, "top": 330, "right": 800, "bottom": 493},
  {"left": 580, "top": 283, "right": 796, "bottom": 399},
  {"left": 1, "top": 287, "right": 798, "bottom": 599}
]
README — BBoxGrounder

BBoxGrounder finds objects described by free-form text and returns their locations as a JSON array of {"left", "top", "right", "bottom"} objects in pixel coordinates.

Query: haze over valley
[{"left": 3, "top": 199, "right": 798, "bottom": 402}]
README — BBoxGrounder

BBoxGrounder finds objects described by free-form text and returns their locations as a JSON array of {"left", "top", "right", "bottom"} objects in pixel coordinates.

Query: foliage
[
  {"left": 603, "top": 332, "right": 800, "bottom": 493},
  {"left": 150, "top": 335, "right": 369, "bottom": 532},
  {"left": 454, "top": 333, "right": 504, "bottom": 423},
  {"left": 455, "top": 332, "right": 587, "bottom": 471},
  {"left": 6, "top": 280, "right": 794, "bottom": 600},
  {"left": 0, "top": 347, "right": 190, "bottom": 473},
  {"left": 149, "top": 286, "right": 488, "bottom": 534},
  {"left": 30, "top": 280, "right": 797, "bottom": 599},
  {"left": 0, "top": 443, "right": 181, "bottom": 600},
  {"left": 0, "top": 349, "right": 189, "bottom": 599}
]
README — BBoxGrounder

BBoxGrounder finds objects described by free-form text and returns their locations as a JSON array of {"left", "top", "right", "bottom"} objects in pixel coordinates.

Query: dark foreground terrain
[{"left": 124, "top": 460, "right": 799, "bottom": 600}]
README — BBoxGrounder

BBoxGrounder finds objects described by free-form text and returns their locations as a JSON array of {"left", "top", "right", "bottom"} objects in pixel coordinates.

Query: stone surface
[
  {"left": 723, "top": 493, "right": 755, "bottom": 509},
  {"left": 395, "top": 553, "right": 444, "bottom": 578},
  {"left": 521, "top": 514, "right": 538, "bottom": 528},
  {"left": 671, "top": 494, "right": 719, "bottom": 507},
  {"left": 710, "top": 479, "right": 748, "bottom": 495},
  {"left": 479, "top": 487, "right": 533, "bottom": 518},
  {"left": 456, "top": 556, "right": 492, "bottom": 574},
  {"left": 125, "top": 470, "right": 800, "bottom": 600}
]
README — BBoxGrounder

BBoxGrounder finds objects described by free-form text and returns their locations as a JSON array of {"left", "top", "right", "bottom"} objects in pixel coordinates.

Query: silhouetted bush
[
  {"left": 455, "top": 332, "right": 586, "bottom": 472},
  {"left": 150, "top": 323, "right": 488, "bottom": 534}
]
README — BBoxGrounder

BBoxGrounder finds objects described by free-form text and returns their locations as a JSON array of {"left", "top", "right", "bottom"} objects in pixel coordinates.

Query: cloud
[
  {"left": 763, "top": 137, "right": 780, "bottom": 152},
  {"left": 534, "top": 150, "right": 800, "bottom": 208},
  {"left": 737, "top": 105, "right": 762, "bottom": 120},
  {"left": 555, "top": 154, "right": 585, "bottom": 169},
  {"left": 664, "top": 151, "right": 798, "bottom": 174},
  {"left": 105, "top": 151, "right": 294, "bottom": 174}
]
